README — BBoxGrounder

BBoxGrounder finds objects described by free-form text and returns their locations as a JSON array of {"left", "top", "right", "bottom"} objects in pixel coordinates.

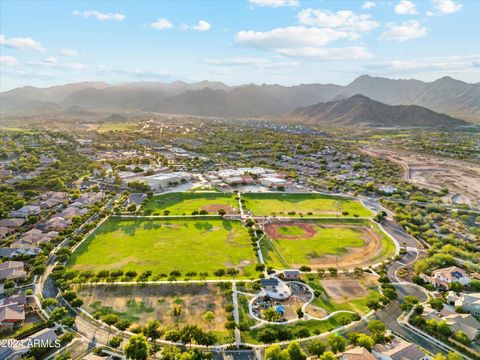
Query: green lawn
[
  {"left": 243, "top": 313, "right": 358, "bottom": 344},
  {"left": 262, "top": 224, "right": 366, "bottom": 269},
  {"left": 261, "top": 219, "right": 396, "bottom": 269},
  {"left": 242, "top": 193, "right": 372, "bottom": 217},
  {"left": 68, "top": 217, "right": 258, "bottom": 278},
  {"left": 143, "top": 192, "right": 237, "bottom": 215}
]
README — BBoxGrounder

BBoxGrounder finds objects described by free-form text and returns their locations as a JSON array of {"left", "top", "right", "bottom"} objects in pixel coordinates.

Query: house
[
  {"left": 0, "top": 261, "right": 26, "bottom": 282},
  {"left": 283, "top": 269, "right": 300, "bottom": 281},
  {"left": 0, "top": 294, "right": 25, "bottom": 331},
  {"left": 12, "top": 229, "right": 58, "bottom": 248},
  {"left": 9, "top": 206, "right": 41, "bottom": 218},
  {"left": 372, "top": 339, "right": 429, "bottom": 360},
  {"left": 0, "top": 247, "right": 40, "bottom": 259},
  {"left": 443, "top": 313, "right": 480, "bottom": 341},
  {"left": 0, "top": 219, "right": 26, "bottom": 229},
  {"left": 421, "top": 266, "right": 471, "bottom": 289},
  {"left": 339, "top": 346, "right": 376, "bottom": 360},
  {"left": 447, "top": 291, "right": 480, "bottom": 316},
  {"left": 43, "top": 216, "right": 71, "bottom": 231},
  {"left": 0, "top": 227, "right": 14, "bottom": 239}
]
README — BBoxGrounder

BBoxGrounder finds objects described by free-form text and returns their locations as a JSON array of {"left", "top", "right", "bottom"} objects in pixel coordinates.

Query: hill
[
  {"left": 290, "top": 94, "right": 469, "bottom": 128},
  {"left": 1, "top": 76, "right": 478, "bottom": 122}
]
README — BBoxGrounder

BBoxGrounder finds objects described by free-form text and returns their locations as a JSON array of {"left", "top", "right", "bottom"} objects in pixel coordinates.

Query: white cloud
[
  {"left": 149, "top": 18, "right": 173, "bottom": 30},
  {"left": 0, "top": 55, "right": 20, "bottom": 66},
  {"left": 248, "top": 0, "right": 298, "bottom": 7},
  {"left": 0, "top": 34, "right": 46, "bottom": 52},
  {"left": 379, "top": 20, "right": 428, "bottom": 42},
  {"left": 235, "top": 26, "right": 372, "bottom": 60},
  {"left": 184, "top": 20, "right": 211, "bottom": 32},
  {"left": 60, "top": 48, "right": 80, "bottom": 57},
  {"left": 203, "top": 57, "right": 298, "bottom": 68},
  {"left": 395, "top": 0, "right": 418, "bottom": 14},
  {"left": 72, "top": 10, "right": 126, "bottom": 21},
  {"left": 362, "top": 1, "right": 376, "bottom": 10},
  {"left": 365, "top": 55, "right": 480, "bottom": 75},
  {"left": 236, "top": 26, "right": 358, "bottom": 49},
  {"left": 297, "top": 9, "right": 379, "bottom": 32},
  {"left": 276, "top": 46, "right": 373, "bottom": 60},
  {"left": 64, "top": 62, "right": 87, "bottom": 70},
  {"left": 43, "top": 56, "right": 59, "bottom": 65},
  {"left": 432, "top": 0, "right": 462, "bottom": 14},
  {"left": 426, "top": 11, "right": 435, "bottom": 16}
]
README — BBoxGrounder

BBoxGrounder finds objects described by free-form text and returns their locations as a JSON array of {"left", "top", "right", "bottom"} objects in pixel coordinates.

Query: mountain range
[
  {"left": 1, "top": 75, "right": 479, "bottom": 124},
  {"left": 290, "top": 94, "right": 468, "bottom": 128}
]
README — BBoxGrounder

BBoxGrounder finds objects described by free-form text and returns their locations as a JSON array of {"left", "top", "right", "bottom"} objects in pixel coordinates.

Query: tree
[
  {"left": 296, "top": 307, "right": 304, "bottom": 319},
  {"left": 355, "top": 334, "right": 375, "bottom": 351},
  {"left": 202, "top": 311, "right": 216, "bottom": 328},
  {"left": 368, "top": 320, "right": 386, "bottom": 343},
  {"left": 143, "top": 320, "right": 163, "bottom": 341},
  {"left": 173, "top": 304, "right": 183, "bottom": 324},
  {"left": 179, "top": 325, "right": 203, "bottom": 348},
  {"left": 374, "top": 211, "right": 387, "bottom": 223},
  {"left": 124, "top": 334, "right": 149, "bottom": 360},
  {"left": 326, "top": 333, "right": 345, "bottom": 353},
  {"left": 257, "top": 327, "right": 277, "bottom": 343},
  {"left": 400, "top": 295, "right": 419, "bottom": 311},
  {"left": 161, "top": 346, "right": 181, "bottom": 360},
  {"left": 319, "top": 351, "right": 337, "bottom": 360},
  {"left": 108, "top": 336, "right": 122, "bottom": 348},
  {"left": 265, "top": 345, "right": 286, "bottom": 360},
  {"left": 263, "top": 307, "right": 282, "bottom": 322},
  {"left": 307, "top": 339, "right": 326, "bottom": 356},
  {"left": 429, "top": 298, "right": 445, "bottom": 312},
  {"left": 287, "top": 342, "right": 307, "bottom": 360}
]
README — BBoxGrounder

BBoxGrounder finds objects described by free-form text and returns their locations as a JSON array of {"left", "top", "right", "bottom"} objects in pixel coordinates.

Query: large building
[{"left": 142, "top": 172, "right": 191, "bottom": 190}]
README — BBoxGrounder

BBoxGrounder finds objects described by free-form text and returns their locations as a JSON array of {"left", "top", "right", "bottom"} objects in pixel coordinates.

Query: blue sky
[{"left": 0, "top": 0, "right": 479, "bottom": 91}]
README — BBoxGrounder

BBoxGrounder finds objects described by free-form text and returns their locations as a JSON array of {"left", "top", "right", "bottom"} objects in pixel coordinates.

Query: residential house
[
  {"left": 0, "top": 294, "right": 26, "bottom": 331},
  {"left": 443, "top": 313, "right": 480, "bottom": 341},
  {"left": 372, "top": 338, "right": 430, "bottom": 360},
  {"left": 0, "top": 247, "right": 40, "bottom": 258},
  {"left": 447, "top": 291, "right": 480, "bottom": 316},
  {"left": 43, "top": 216, "right": 71, "bottom": 231},
  {"left": 0, "top": 227, "right": 14, "bottom": 239},
  {"left": 0, "top": 219, "right": 26, "bottom": 229},
  {"left": 0, "top": 261, "right": 26, "bottom": 282},
  {"left": 339, "top": 346, "right": 376, "bottom": 360},
  {"left": 9, "top": 206, "right": 41, "bottom": 219},
  {"left": 12, "top": 229, "right": 58, "bottom": 248},
  {"left": 421, "top": 266, "right": 471, "bottom": 289}
]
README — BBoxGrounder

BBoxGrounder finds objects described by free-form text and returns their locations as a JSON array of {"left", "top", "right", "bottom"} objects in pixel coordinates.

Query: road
[{"left": 376, "top": 302, "right": 447, "bottom": 356}]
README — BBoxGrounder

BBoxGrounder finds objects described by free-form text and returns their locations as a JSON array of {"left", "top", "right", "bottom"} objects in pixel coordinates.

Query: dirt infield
[
  {"left": 322, "top": 279, "right": 368, "bottom": 301},
  {"left": 264, "top": 222, "right": 384, "bottom": 269},
  {"left": 200, "top": 204, "right": 237, "bottom": 214},
  {"left": 264, "top": 222, "right": 317, "bottom": 239},
  {"left": 309, "top": 226, "right": 383, "bottom": 269}
]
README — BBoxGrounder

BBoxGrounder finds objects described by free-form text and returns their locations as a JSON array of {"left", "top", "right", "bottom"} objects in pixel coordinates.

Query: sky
[{"left": 0, "top": 0, "right": 479, "bottom": 91}]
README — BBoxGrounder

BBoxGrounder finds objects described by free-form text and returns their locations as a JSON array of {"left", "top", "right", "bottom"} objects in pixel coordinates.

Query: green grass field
[
  {"left": 242, "top": 193, "right": 372, "bottom": 217},
  {"left": 261, "top": 219, "right": 395, "bottom": 269},
  {"left": 143, "top": 192, "right": 237, "bottom": 215},
  {"left": 68, "top": 217, "right": 257, "bottom": 278}
]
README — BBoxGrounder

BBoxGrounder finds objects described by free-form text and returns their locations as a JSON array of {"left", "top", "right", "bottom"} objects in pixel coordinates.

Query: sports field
[
  {"left": 143, "top": 192, "right": 238, "bottom": 215},
  {"left": 242, "top": 193, "right": 372, "bottom": 217},
  {"left": 261, "top": 220, "right": 395, "bottom": 269},
  {"left": 68, "top": 217, "right": 257, "bottom": 278}
]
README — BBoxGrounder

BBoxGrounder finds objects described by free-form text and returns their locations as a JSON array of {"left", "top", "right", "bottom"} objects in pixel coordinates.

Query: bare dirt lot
[
  {"left": 362, "top": 146, "right": 480, "bottom": 206},
  {"left": 77, "top": 283, "right": 231, "bottom": 332},
  {"left": 322, "top": 279, "right": 368, "bottom": 301},
  {"left": 264, "top": 222, "right": 317, "bottom": 239},
  {"left": 200, "top": 204, "right": 236, "bottom": 214}
]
